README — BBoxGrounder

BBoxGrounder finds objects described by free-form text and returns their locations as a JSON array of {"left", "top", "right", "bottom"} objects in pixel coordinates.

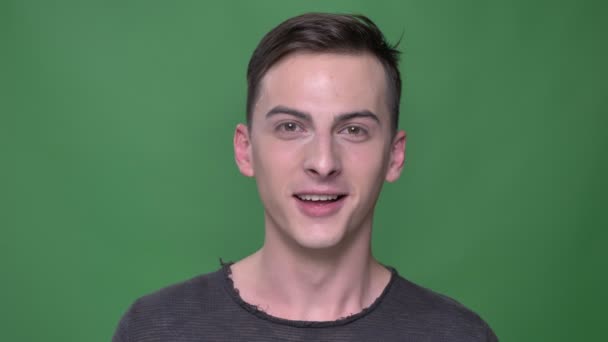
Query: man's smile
[
  {"left": 293, "top": 192, "right": 348, "bottom": 217},
  {"left": 294, "top": 194, "right": 346, "bottom": 202}
]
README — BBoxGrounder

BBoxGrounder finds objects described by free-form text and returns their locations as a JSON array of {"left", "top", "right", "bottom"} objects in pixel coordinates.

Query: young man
[{"left": 113, "top": 13, "right": 497, "bottom": 341}]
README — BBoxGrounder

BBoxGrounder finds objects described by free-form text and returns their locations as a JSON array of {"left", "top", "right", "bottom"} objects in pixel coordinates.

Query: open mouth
[
  {"left": 293, "top": 193, "right": 347, "bottom": 217},
  {"left": 295, "top": 194, "right": 346, "bottom": 202}
]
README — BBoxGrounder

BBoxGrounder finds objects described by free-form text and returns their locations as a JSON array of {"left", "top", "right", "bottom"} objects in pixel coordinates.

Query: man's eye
[
  {"left": 338, "top": 125, "right": 370, "bottom": 141},
  {"left": 342, "top": 126, "right": 366, "bottom": 135},
  {"left": 275, "top": 122, "right": 304, "bottom": 134},
  {"left": 280, "top": 122, "right": 299, "bottom": 131}
]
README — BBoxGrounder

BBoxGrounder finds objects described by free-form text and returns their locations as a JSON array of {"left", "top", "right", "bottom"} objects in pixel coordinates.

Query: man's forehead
[
  {"left": 253, "top": 52, "right": 390, "bottom": 121},
  {"left": 264, "top": 51, "right": 385, "bottom": 82}
]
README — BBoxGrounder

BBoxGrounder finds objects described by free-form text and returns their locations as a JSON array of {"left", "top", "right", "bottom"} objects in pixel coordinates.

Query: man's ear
[
  {"left": 385, "top": 130, "right": 406, "bottom": 182},
  {"left": 234, "top": 123, "right": 254, "bottom": 177}
]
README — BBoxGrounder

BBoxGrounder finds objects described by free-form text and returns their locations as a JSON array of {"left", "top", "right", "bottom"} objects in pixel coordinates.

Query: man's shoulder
[
  {"left": 379, "top": 272, "right": 497, "bottom": 341},
  {"left": 131, "top": 271, "right": 223, "bottom": 313},
  {"left": 388, "top": 273, "right": 485, "bottom": 319},
  {"left": 113, "top": 268, "right": 227, "bottom": 342}
]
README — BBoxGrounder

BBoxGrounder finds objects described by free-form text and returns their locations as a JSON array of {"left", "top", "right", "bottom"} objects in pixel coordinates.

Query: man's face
[{"left": 234, "top": 52, "right": 405, "bottom": 251}]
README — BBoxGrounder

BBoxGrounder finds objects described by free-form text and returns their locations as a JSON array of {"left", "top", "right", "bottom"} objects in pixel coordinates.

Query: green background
[{"left": 2, "top": 1, "right": 606, "bottom": 341}]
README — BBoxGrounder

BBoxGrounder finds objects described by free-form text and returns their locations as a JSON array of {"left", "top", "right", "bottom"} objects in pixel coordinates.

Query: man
[{"left": 113, "top": 13, "right": 497, "bottom": 341}]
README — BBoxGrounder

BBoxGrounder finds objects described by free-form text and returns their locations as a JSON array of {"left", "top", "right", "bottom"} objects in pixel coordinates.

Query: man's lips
[
  {"left": 293, "top": 193, "right": 347, "bottom": 202},
  {"left": 292, "top": 193, "right": 348, "bottom": 217}
]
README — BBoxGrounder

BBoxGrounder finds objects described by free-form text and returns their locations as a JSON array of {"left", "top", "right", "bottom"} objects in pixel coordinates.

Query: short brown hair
[{"left": 246, "top": 13, "right": 402, "bottom": 131}]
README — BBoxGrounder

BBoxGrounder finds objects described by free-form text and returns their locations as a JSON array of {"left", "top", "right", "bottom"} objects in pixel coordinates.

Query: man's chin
[{"left": 290, "top": 228, "right": 350, "bottom": 252}]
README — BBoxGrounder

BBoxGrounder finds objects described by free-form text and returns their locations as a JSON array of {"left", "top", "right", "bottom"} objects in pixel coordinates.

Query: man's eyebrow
[
  {"left": 265, "top": 106, "right": 380, "bottom": 125},
  {"left": 334, "top": 110, "right": 380, "bottom": 125},
  {"left": 265, "top": 106, "right": 311, "bottom": 121}
]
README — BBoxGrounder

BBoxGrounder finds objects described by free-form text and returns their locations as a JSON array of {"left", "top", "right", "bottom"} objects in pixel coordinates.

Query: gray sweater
[{"left": 113, "top": 263, "right": 497, "bottom": 341}]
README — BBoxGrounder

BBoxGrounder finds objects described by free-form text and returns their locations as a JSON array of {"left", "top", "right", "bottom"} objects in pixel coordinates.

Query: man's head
[
  {"left": 246, "top": 13, "right": 402, "bottom": 133},
  {"left": 234, "top": 13, "right": 406, "bottom": 251}
]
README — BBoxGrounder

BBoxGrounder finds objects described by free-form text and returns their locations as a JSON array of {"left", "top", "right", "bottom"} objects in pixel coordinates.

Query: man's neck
[{"left": 230, "top": 224, "right": 391, "bottom": 322}]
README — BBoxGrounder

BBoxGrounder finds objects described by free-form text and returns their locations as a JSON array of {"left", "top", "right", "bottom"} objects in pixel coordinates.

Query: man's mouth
[
  {"left": 293, "top": 193, "right": 347, "bottom": 217},
  {"left": 295, "top": 194, "right": 345, "bottom": 202}
]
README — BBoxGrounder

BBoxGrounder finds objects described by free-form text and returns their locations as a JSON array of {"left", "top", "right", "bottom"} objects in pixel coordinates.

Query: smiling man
[{"left": 113, "top": 13, "right": 497, "bottom": 341}]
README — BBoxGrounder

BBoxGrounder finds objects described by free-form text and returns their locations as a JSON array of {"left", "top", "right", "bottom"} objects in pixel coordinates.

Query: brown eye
[
  {"left": 338, "top": 125, "right": 369, "bottom": 141},
  {"left": 347, "top": 126, "right": 362, "bottom": 135},
  {"left": 275, "top": 121, "right": 305, "bottom": 137},
  {"left": 342, "top": 125, "right": 367, "bottom": 135},
  {"left": 282, "top": 122, "right": 298, "bottom": 131}
]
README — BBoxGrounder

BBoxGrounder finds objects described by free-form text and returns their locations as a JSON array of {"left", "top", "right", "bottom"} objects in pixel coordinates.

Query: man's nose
[{"left": 303, "top": 135, "right": 342, "bottom": 179}]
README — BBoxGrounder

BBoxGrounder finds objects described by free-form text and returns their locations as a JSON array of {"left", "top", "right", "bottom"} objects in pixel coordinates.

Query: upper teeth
[{"left": 298, "top": 194, "right": 338, "bottom": 201}]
